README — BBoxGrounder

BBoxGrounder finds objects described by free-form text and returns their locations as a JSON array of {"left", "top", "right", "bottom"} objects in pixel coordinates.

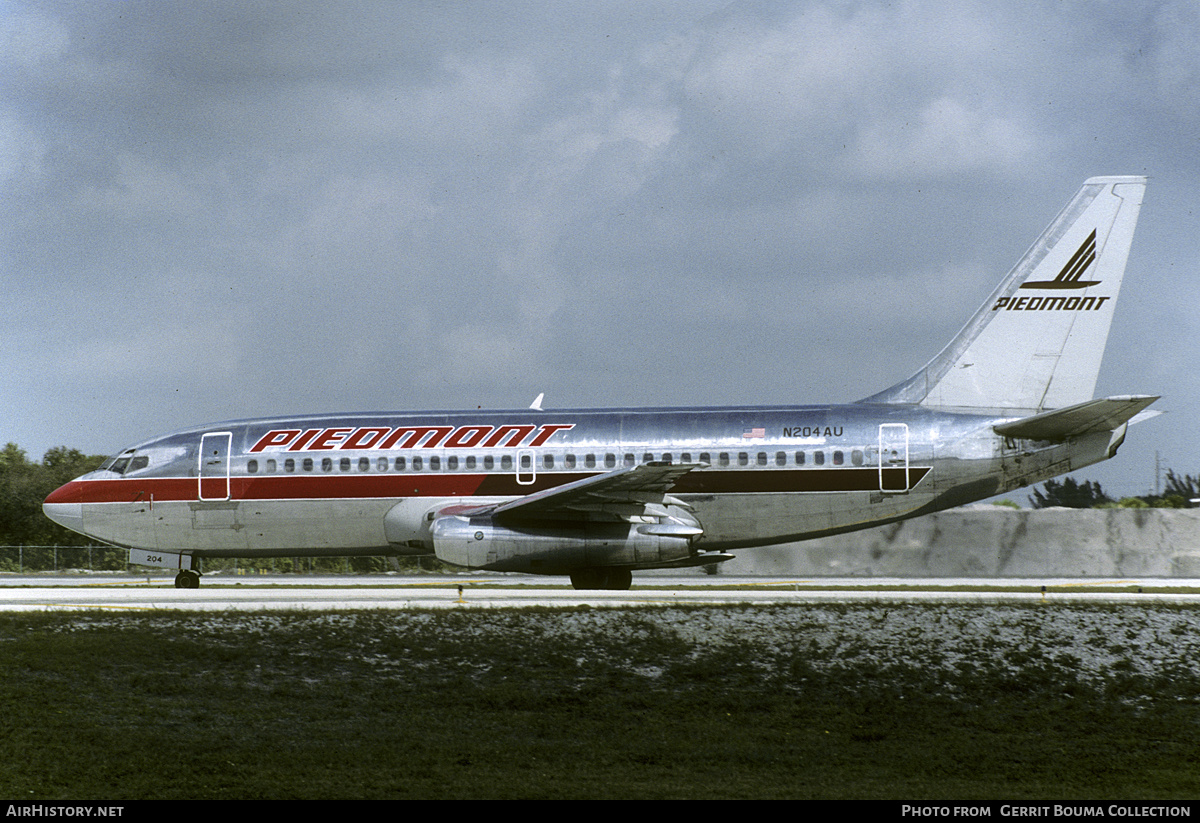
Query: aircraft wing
[
  {"left": 993, "top": 395, "right": 1159, "bottom": 441},
  {"left": 451, "top": 461, "right": 705, "bottom": 524}
]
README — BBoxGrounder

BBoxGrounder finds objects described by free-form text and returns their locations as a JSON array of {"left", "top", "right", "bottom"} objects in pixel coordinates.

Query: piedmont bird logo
[{"left": 1020, "top": 230, "right": 1099, "bottom": 290}]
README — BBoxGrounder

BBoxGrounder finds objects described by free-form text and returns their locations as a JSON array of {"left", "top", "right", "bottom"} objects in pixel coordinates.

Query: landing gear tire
[
  {"left": 175, "top": 570, "right": 200, "bottom": 589},
  {"left": 605, "top": 569, "right": 632, "bottom": 590},
  {"left": 569, "top": 568, "right": 632, "bottom": 591},
  {"left": 569, "top": 569, "right": 602, "bottom": 590}
]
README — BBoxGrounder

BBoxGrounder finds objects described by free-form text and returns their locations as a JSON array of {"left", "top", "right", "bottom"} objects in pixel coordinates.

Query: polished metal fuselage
[{"left": 46, "top": 402, "right": 1123, "bottom": 570}]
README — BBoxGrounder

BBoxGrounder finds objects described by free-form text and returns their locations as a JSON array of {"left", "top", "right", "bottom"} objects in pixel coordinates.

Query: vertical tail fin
[{"left": 858, "top": 176, "right": 1146, "bottom": 411}]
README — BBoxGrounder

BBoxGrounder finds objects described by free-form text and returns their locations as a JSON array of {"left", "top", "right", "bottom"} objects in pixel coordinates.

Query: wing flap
[
  {"left": 993, "top": 395, "right": 1159, "bottom": 441},
  {"left": 487, "top": 461, "right": 705, "bottom": 523}
]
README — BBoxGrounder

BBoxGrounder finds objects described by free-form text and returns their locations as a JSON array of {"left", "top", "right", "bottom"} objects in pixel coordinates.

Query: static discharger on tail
[{"left": 44, "top": 177, "right": 1157, "bottom": 590}]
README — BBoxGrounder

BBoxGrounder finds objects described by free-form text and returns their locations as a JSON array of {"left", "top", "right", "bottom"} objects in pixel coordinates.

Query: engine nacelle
[
  {"left": 383, "top": 497, "right": 502, "bottom": 555},
  {"left": 431, "top": 516, "right": 696, "bottom": 573}
]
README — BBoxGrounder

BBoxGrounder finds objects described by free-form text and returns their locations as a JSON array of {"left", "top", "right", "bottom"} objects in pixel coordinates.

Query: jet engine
[{"left": 430, "top": 515, "right": 699, "bottom": 574}]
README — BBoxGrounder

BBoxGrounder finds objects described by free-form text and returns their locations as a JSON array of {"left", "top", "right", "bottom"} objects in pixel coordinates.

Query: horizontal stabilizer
[{"left": 993, "top": 395, "right": 1159, "bottom": 441}]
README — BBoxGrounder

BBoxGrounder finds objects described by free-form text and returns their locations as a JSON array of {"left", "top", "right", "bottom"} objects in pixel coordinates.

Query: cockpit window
[
  {"left": 100, "top": 449, "right": 149, "bottom": 475},
  {"left": 102, "top": 449, "right": 136, "bottom": 475}
]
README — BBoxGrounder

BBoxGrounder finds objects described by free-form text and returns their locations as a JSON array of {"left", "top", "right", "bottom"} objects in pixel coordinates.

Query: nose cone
[{"left": 44, "top": 481, "right": 85, "bottom": 536}]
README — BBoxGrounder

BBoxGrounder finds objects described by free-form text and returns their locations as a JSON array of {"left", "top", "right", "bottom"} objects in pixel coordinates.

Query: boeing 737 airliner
[{"left": 44, "top": 177, "right": 1156, "bottom": 589}]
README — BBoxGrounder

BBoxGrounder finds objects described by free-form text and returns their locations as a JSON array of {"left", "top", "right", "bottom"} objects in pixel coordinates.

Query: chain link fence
[{"left": 0, "top": 545, "right": 127, "bottom": 573}]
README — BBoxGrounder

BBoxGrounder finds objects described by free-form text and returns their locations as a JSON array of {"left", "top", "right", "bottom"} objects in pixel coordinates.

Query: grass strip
[{"left": 2, "top": 603, "right": 1199, "bottom": 799}]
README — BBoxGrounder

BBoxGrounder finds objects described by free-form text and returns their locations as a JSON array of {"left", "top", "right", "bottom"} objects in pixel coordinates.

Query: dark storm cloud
[{"left": 3, "top": 0, "right": 1197, "bottom": 498}]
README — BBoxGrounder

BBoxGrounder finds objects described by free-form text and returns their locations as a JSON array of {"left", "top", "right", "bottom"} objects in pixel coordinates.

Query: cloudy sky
[{"left": 3, "top": 0, "right": 1197, "bottom": 500}]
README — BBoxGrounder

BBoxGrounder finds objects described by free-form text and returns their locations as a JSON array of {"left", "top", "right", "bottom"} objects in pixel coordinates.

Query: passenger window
[
  {"left": 543, "top": 454, "right": 554, "bottom": 469},
  {"left": 833, "top": 451, "right": 843, "bottom": 466},
  {"left": 627, "top": 454, "right": 638, "bottom": 467},
  {"left": 303, "top": 458, "right": 313, "bottom": 472},
  {"left": 585, "top": 454, "right": 596, "bottom": 469},
  {"left": 699, "top": 452, "right": 711, "bottom": 465},
  {"left": 642, "top": 453, "right": 653, "bottom": 464},
  {"left": 775, "top": 452, "right": 786, "bottom": 466},
  {"left": 501, "top": 455, "right": 512, "bottom": 470},
  {"left": 430, "top": 456, "right": 440, "bottom": 471},
  {"left": 248, "top": 460, "right": 258, "bottom": 474},
  {"left": 340, "top": 457, "right": 351, "bottom": 472},
  {"left": 718, "top": 453, "right": 729, "bottom": 467},
  {"left": 605, "top": 454, "right": 616, "bottom": 468},
  {"left": 814, "top": 451, "right": 825, "bottom": 466},
  {"left": 447, "top": 456, "right": 458, "bottom": 471},
  {"left": 564, "top": 454, "right": 576, "bottom": 469},
  {"left": 466, "top": 455, "right": 477, "bottom": 470},
  {"left": 267, "top": 459, "right": 277, "bottom": 473},
  {"left": 681, "top": 453, "right": 692, "bottom": 463},
  {"left": 395, "top": 456, "right": 406, "bottom": 471},
  {"left": 757, "top": 452, "right": 767, "bottom": 466},
  {"left": 738, "top": 453, "right": 749, "bottom": 466},
  {"left": 412, "top": 456, "right": 423, "bottom": 471},
  {"left": 796, "top": 451, "right": 805, "bottom": 465},
  {"left": 377, "top": 457, "right": 388, "bottom": 472},
  {"left": 322, "top": 458, "right": 333, "bottom": 472},
  {"left": 285, "top": 458, "right": 295, "bottom": 473},
  {"left": 483, "top": 455, "right": 494, "bottom": 470},
  {"left": 519, "top": 454, "right": 531, "bottom": 469},
  {"left": 852, "top": 450, "right": 864, "bottom": 466}
]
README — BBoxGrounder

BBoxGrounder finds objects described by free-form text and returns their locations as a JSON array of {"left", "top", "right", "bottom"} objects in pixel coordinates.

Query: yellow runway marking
[
  {"left": 35, "top": 603, "right": 162, "bottom": 611},
  {"left": 1055, "top": 580, "right": 1137, "bottom": 587}
]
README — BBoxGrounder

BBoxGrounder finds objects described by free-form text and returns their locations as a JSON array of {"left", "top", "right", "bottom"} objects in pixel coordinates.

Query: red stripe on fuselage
[{"left": 54, "top": 467, "right": 931, "bottom": 505}]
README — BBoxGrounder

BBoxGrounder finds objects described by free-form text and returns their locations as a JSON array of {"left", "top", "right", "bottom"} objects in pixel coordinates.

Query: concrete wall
[{"left": 722, "top": 507, "right": 1200, "bottom": 577}]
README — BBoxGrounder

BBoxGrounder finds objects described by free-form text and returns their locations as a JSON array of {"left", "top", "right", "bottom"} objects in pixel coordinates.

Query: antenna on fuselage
[{"left": 529, "top": 392, "right": 545, "bottom": 411}]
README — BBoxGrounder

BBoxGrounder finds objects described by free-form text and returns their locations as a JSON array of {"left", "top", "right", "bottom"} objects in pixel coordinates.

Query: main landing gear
[
  {"left": 569, "top": 568, "right": 633, "bottom": 591},
  {"left": 174, "top": 570, "right": 201, "bottom": 589}
]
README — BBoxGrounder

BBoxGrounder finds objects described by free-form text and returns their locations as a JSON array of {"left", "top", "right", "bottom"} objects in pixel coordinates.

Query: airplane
[{"left": 44, "top": 176, "right": 1157, "bottom": 590}]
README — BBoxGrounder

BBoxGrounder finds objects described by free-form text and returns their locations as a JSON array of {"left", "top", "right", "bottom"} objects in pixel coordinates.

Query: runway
[{"left": 1, "top": 573, "right": 1199, "bottom": 611}]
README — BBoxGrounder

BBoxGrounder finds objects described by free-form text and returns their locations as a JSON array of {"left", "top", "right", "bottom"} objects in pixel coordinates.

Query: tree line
[
  {"left": 1028, "top": 472, "right": 1200, "bottom": 509},
  {"left": 0, "top": 442, "right": 107, "bottom": 546}
]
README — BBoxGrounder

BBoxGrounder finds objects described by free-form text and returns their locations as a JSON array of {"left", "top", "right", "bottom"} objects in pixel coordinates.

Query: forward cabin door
[
  {"left": 199, "top": 432, "right": 233, "bottom": 501},
  {"left": 878, "top": 423, "right": 910, "bottom": 493}
]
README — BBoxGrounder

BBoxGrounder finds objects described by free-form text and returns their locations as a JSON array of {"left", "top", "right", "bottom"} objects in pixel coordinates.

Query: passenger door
[{"left": 199, "top": 432, "right": 232, "bottom": 501}]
